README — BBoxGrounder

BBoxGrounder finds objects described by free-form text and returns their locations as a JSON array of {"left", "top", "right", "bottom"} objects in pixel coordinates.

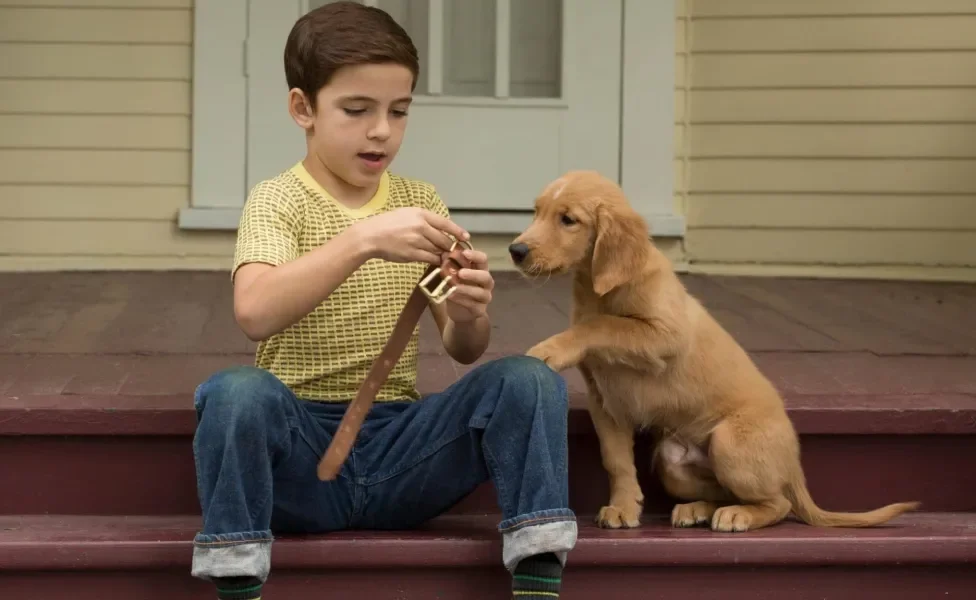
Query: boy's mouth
[{"left": 358, "top": 152, "right": 386, "bottom": 162}]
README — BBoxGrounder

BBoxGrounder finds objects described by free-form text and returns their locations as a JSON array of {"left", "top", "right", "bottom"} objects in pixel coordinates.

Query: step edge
[
  {"left": 3, "top": 535, "right": 976, "bottom": 571},
  {"left": 3, "top": 513, "right": 976, "bottom": 571},
  {"left": 2, "top": 392, "right": 975, "bottom": 436}
]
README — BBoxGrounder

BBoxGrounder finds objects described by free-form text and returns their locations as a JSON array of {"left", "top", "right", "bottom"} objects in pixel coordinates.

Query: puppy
[{"left": 509, "top": 170, "right": 920, "bottom": 532}]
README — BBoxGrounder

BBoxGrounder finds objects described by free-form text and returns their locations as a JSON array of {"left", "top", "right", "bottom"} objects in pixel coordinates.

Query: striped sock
[
  {"left": 213, "top": 576, "right": 263, "bottom": 600},
  {"left": 512, "top": 552, "right": 562, "bottom": 598}
]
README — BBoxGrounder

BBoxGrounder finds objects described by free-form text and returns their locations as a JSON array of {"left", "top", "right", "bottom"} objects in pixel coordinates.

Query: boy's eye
[
  {"left": 343, "top": 107, "right": 367, "bottom": 116},
  {"left": 391, "top": 109, "right": 409, "bottom": 117}
]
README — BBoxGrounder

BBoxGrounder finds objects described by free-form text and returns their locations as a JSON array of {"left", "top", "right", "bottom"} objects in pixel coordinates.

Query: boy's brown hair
[{"left": 284, "top": 1, "right": 420, "bottom": 109}]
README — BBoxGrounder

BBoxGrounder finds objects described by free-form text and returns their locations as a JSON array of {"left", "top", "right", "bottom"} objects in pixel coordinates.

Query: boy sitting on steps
[{"left": 189, "top": 2, "right": 576, "bottom": 599}]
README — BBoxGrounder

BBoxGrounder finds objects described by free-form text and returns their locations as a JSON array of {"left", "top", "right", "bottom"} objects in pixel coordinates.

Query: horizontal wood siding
[
  {"left": 682, "top": 0, "right": 976, "bottom": 279},
  {"left": 4, "top": 0, "right": 972, "bottom": 279},
  {"left": 0, "top": 0, "right": 234, "bottom": 270}
]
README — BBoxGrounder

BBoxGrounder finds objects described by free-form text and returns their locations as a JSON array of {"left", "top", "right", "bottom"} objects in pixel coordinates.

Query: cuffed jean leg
[
  {"left": 355, "top": 355, "right": 576, "bottom": 572},
  {"left": 190, "top": 365, "right": 354, "bottom": 583}
]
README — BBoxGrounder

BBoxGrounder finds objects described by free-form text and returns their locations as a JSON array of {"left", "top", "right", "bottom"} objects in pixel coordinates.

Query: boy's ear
[{"left": 288, "top": 89, "right": 315, "bottom": 130}]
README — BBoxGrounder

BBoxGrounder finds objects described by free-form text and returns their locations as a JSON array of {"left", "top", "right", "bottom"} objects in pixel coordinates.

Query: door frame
[{"left": 179, "top": 0, "right": 684, "bottom": 237}]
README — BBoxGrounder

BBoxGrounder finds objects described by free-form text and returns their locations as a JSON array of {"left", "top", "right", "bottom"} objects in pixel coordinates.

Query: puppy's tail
[{"left": 784, "top": 470, "right": 920, "bottom": 528}]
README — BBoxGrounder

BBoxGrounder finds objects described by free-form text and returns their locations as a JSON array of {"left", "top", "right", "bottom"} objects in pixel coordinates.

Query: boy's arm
[
  {"left": 424, "top": 188, "right": 492, "bottom": 364},
  {"left": 233, "top": 180, "right": 469, "bottom": 342},
  {"left": 232, "top": 180, "right": 373, "bottom": 341},
  {"left": 234, "top": 232, "right": 372, "bottom": 342},
  {"left": 430, "top": 301, "right": 491, "bottom": 365}
]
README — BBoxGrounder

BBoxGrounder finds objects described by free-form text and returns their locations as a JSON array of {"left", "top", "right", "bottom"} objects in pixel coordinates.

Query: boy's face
[{"left": 290, "top": 62, "right": 414, "bottom": 192}]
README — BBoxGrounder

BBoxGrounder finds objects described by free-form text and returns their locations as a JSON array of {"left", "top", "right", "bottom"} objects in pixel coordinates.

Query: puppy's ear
[{"left": 591, "top": 201, "right": 650, "bottom": 296}]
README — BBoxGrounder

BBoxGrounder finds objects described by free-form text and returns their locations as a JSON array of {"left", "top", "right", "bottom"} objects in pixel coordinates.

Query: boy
[{"left": 189, "top": 2, "right": 575, "bottom": 599}]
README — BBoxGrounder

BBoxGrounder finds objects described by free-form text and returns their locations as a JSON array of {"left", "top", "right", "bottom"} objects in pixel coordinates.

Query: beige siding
[
  {"left": 0, "top": 0, "right": 235, "bottom": 270},
  {"left": 681, "top": 0, "right": 976, "bottom": 280},
  {"left": 6, "top": 0, "right": 972, "bottom": 279}
]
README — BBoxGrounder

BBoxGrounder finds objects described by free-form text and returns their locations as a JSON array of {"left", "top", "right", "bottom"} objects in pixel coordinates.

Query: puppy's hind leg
[
  {"left": 654, "top": 437, "right": 736, "bottom": 528},
  {"left": 706, "top": 419, "right": 793, "bottom": 533}
]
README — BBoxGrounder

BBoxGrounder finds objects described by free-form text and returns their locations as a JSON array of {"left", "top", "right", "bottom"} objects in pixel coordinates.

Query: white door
[{"left": 245, "top": 0, "right": 622, "bottom": 231}]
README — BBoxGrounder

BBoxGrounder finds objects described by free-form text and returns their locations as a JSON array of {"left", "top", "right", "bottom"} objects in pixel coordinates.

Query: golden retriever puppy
[{"left": 508, "top": 170, "right": 920, "bottom": 532}]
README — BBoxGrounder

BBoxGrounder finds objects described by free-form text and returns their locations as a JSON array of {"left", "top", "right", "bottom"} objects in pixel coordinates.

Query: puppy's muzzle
[{"left": 508, "top": 242, "right": 530, "bottom": 264}]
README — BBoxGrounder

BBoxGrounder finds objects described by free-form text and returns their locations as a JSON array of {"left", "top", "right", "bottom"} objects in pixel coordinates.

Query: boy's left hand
[{"left": 445, "top": 248, "right": 494, "bottom": 323}]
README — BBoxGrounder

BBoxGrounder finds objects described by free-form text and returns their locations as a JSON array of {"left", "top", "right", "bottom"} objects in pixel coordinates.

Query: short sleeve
[
  {"left": 232, "top": 180, "right": 301, "bottom": 280},
  {"left": 426, "top": 186, "right": 451, "bottom": 220}
]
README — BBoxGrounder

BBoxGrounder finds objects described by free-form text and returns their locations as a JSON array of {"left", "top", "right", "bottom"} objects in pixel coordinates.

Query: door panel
[{"left": 312, "top": 0, "right": 563, "bottom": 99}]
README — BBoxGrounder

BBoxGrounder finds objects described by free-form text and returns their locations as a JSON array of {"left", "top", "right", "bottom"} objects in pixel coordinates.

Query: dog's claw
[{"left": 671, "top": 501, "right": 719, "bottom": 528}]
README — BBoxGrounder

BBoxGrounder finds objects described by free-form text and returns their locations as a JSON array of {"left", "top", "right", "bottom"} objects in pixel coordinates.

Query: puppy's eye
[{"left": 560, "top": 213, "right": 576, "bottom": 226}]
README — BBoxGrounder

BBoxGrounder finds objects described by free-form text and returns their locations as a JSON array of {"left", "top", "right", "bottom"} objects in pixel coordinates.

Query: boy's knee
[
  {"left": 484, "top": 355, "right": 569, "bottom": 410},
  {"left": 194, "top": 365, "right": 287, "bottom": 422}
]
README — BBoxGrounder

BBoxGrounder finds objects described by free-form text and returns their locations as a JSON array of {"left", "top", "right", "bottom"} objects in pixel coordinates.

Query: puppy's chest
[
  {"left": 581, "top": 359, "right": 696, "bottom": 430},
  {"left": 583, "top": 360, "right": 672, "bottom": 424}
]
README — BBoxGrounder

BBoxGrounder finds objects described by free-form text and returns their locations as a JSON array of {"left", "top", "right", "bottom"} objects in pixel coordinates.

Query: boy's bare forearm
[
  {"left": 234, "top": 225, "right": 373, "bottom": 341},
  {"left": 442, "top": 314, "right": 491, "bottom": 364}
]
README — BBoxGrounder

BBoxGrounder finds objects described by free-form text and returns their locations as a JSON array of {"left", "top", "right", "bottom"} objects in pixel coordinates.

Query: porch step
[
  {"left": 2, "top": 391, "right": 975, "bottom": 517},
  {"left": 1, "top": 512, "right": 974, "bottom": 599}
]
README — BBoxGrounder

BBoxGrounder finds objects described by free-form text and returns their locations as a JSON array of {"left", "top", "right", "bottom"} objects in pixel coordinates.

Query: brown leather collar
[{"left": 316, "top": 240, "right": 474, "bottom": 481}]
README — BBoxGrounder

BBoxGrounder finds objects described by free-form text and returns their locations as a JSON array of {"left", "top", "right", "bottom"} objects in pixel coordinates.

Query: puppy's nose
[{"left": 508, "top": 243, "right": 530, "bottom": 264}]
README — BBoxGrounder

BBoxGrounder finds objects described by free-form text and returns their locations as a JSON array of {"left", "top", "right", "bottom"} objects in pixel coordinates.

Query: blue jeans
[{"left": 189, "top": 355, "right": 575, "bottom": 583}]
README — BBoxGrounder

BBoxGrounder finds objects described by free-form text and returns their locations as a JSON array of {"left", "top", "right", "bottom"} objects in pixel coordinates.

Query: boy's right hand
[{"left": 356, "top": 207, "right": 471, "bottom": 265}]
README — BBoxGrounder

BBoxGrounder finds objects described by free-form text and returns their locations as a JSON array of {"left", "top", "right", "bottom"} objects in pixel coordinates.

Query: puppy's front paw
[
  {"left": 526, "top": 335, "right": 579, "bottom": 372},
  {"left": 595, "top": 503, "right": 642, "bottom": 529}
]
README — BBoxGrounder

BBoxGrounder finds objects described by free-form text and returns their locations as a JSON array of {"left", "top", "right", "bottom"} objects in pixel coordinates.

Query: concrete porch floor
[{"left": 0, "top": 270, "right": 974, "bottom": 405}]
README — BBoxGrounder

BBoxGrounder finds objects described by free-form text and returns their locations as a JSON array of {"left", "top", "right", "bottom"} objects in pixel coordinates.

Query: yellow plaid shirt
[{"left": 232, "top": 162, "right": 450, "bottom": 402}]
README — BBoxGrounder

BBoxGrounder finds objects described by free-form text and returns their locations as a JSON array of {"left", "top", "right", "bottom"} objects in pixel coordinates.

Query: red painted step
[
  {"left": 1, "top": 512, "right": 974, "bottom": 599},
  {"left": 2, "top": 391, "right": 975, "bottom": 517}
]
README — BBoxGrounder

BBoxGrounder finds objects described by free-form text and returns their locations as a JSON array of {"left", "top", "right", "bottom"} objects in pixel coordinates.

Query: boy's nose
[{"left": 368, "top": 118, "right": 391, "bottom": 140}]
